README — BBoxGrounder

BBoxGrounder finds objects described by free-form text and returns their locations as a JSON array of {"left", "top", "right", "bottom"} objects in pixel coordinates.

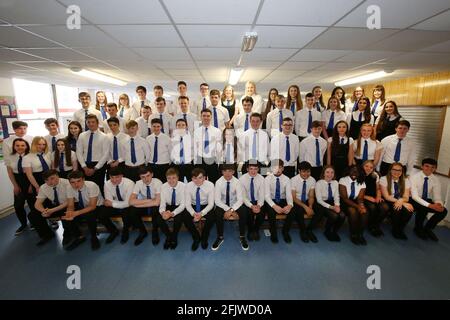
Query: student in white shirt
[
  {"left": 221, "top": 85, "right": 239, "bottom": 126},
  {"left": 152, "top": 85, "right": 175, "bottom": 115},
  {"left": 123, "top": 120, "right": 151, "bottom": 182},
  {"left": 379, "top": 163, "right": 415, "bottom": 240},
  {"left": 331, "top": 86, "right": 349, "bottom": 113},
  {"left": 157, "top": 168, "right": 200, "bottom": 250},
  {"left": 291, "top": 161, "right": 318, "bottom": 243},
  {"left": 2, "top": 120, "right": 33, "bottom": 165},
  {"left": 171, "top": 119, "right": 194, "bottom": 182},
  {"left": 312, "top": 85, "right": 325, "bottom": 113},
  {"left": 233, "top": 96, "right": 254, "bottom": 137},
  {"left": 66, "top": 121, "right": 82, "bottom": 152},
  {"left": 102, "top": 167, "right": 134, "bottom": 245},
  {"left": 339, "top": 165, "right": 368, "bottom": 245},
  {"left": 299, "top": 121, "right": 327, "bottom": 181},
  {"left": 370, "top": 85, "right": 386, "bottom": 120},
  {"left": 270, "top": 117, "right": 299, "bottom": 178},
  {"left": 327, "top": 120, "right": 354, "bottom": 180},
  {"left": 118, "top": 93, "right": 139, "bottom": 121},
  {"left": 286, "top": 84, "right": 303, "bottom": 115},
  {"left": 262, "top": 88, "right": 279, "bottom": 128},
  {"left": 209, "top": 89, "right": 230, "bottom": 132},
  {"left": 147, "top": 118, "right": 172, "bottom": 183},
  {"left": 352, "top": 123, "right": 383, "bottom": 167},
  {"left": 350, "top": 86, "right": 365, "bottom": 113},
  {"left": 410, "top": 158, "right": 448, "bottom": 242},
  {"left": 129, "top": 166, "right": 162, "bottom": 246},
  {"left": 172, "top": 96, "right": 197, "bottom": 135},
  {"left": 176, "top": 80, "right": 193, "bottom": 114},
  {"left": 239, "top": 81, "right": 264, "bottom": 114},
  {"left": 239, "top": 163, "right": 265, "bottom": 241},
  {"left": 295, "top": 92, "right": 321, "bottom": 140},
  {"left": 135, "top": 105, "right": 152, "bottom": 138},
  {"left": 104, "top": 117, "right": 127, "bottom": 177},
  {"left": 44, "top": 118, "right": 65, "bottom": 153},
  {"left": 149, "top": 97, "right": 173, "bottom": 136},
  {"left": 72, "top": 92, "right": 103, "bottom": 131},
  {"left": 240, "top": 113, "right": 270, "bottom": 174},
  {"left": 347, "top": 97, "right": 374, "bottom": 140},
  {"left": 315, "top": 165, "right": 345, "bottom": 242},
  {"left": 222, "top": 128, "right": 238, "bottom": 168},
  {"left": 380, "top": 120, "right": 416, "bottom": 176},
  {"left": 266, "top": 94, "right": 293, "bottom": 137},
  {"left": 264, "top": 159, "right": 294, "bottom": 244},
  {"left": 103, "top": 103, "right": 126, "bottom": 134},
  {"left": 23, "top": 136, "right": 52, "bottom": 194},
  {"left": 322, "top": 96, "right": 347, "bottom": 139},
  {"left": 192, "top": 82, "right": 211, "bottom": 117},
  {"left": 95, "top": 90, "right": 108, "bottom": 120},
  {"left": 185, "top": 168, "right": 216, "bottom": 250},
  {"left": 131, "top": 85, "right": 151, "bottom": 116},
  {"left": 213, "top": 164, "right": 248, "bottom": 251},
  {"left": 51, "top": 138, "right": 78, "bottom": 179}
]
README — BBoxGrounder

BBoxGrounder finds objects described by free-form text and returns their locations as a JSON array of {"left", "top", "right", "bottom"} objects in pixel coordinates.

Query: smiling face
[
  {"left": 336, "top": 122, "right": 348, "bottom": 136},
  {"left": 328, "top": 97, "right": 339, "bottom": 111},
  {"left": 201, "top": 111, "right": 211, "bottom": 126},
  {"left": 247, "top": 165, "right": 259, "bottom": 177},
  {"left": 362, "top": 161, "right": 374, "bottom": 175},
  {"left": 361, "top": 125, "right": 373, "bottom": 139},
  {"left": 358, "top": 98, "right": 368, "bottom": 111},
  {"left": 242, "top": 101, "right": 253, "bottom": 113},
  {"left": 313, "top": 87, "right": 322, "bottom": 99},
  {"left": 250, "top": 115, "right": 261, "bottom": 129},
  {"left": 210, "top": 94, "right": 220, "bottom": 106},
  {"left": 269, "top": 89, "right": 278, "bottom": 101},
  {"left": 110, "top": 174, "right": 123, "bottom": 186},
  {"left": 390, "top": 164, "right": 403, "bottom": 180},
  {"left": 354, "top": 87, "right": 363, "bottom": 99},
  {"left": 69, "top": 124, "right": 80, "bottom": 138},
  {"left": 46, "top": 122, "right": 59, "bottom": 135},
  {"left": 222, "top": 169, "right": 234, "bottom": 180},
  {"left": 335, "top": 88, "right": 344, "bottom": 99},
  {"left": 166, "top": 174, "right": 178, "bottom": 187},
  {"left": 179, "top": 98, "right": 189, "bottom": 113},
  {"left": 246, "top": 82, "right": 255, "bottom": 95},
  {"left": 192, "top": 173, "right": 205, "bottom": 187},
  {"left": 324, "top": 167, "right": 335, "bottom": 181},
  {"left": 96, "top": 92, "right": 106, "bottom": 105},
  {"left": 200, "top": 84, "right": 209, "bottom": 97},
  {"left": 384, "top": 102, "right": 395, "bottom": 115},
  {"left": 136, "top": 89, "right": 146, "bottom": 100},
  {"left": 282, "top": 120, "right": 293, "bottom": 135},
  {"left": 348, "top": 166, "right": 359, "bottom": 180},
  {"left": 224, "top": 129, "right": 235, "bottom": 144},
  {"left": 13, "top": 140, "right": 27, "bottom": 154},
  {"left": 224, "top": 86, "right": 233, "bottom": 99},
  {"left": 289, "top": 86, "right": 298, "bottom": 98},
  {"left": 36, "top": 139, "right": 47, "bottom": 153},
  {"left": 56, "top": 140, "right": 66, "bottom": 153},
  {"left": 79, "top": 95, "right": 91, "bottom": 108},
  {"left": 395, "top": 124, "right": 409, "bottom": 138},
  {"left": 14, "top": 125, "right": 27, "bottom": 137},
  {"left": 422, "top": 163, "right": 436, "bottom": 176}
]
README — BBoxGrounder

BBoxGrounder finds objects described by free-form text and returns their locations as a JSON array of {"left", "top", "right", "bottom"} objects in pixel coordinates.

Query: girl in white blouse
[
  {"left": 322, "top": 96, "right": 347, "bottom": 139},
  {"left": 118, "top": 93, "right": 139, "bottom": 121},
  {"left": 239, "top": 81, "right": 264, "bottom": 115},
  {"left": 347, "top": 97, "right": 374, "bottom": 140},
  {"left": 352, "top": 123, "right": 383, "bottom": 167},
  {"left": 52, "top": 138, "right": 78, "bottom": 179},
  {"left": 286, "top": 84, "right": 303, "bottom": 115},
  {"left": 23, "top": 136, "right": 51, "bottom": 195},
  {"left": 222, "top": 128, "right": 239, "bottom": 172}
]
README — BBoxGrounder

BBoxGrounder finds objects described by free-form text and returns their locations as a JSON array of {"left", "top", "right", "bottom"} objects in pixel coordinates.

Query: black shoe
[
  {"left": 15, "top": 225, "right": 27, "bottom": 236},
  {"left": 163, "top": 239, "right": 171, "bottom": 250},
  {"left": 120, "top": 231, "right": 129, "bottom": 244},
  {"left": 324, "top": 230, "right": 335, "bottom": 242},
  {"left": 282, "top": 231, "right": 292, "bottom": 244},
  {"left": 253, "top": 231, "right": 260, "bottom": 241},
  {"left": 212, "top": 237, "right": 224, "bottom": 251},
  {"left": 191, "top": 240, "right": 200, "bottom": 251},
  {"left": 29, "top": 225, "right": 35, "bottom": 231},
  {"left": 152, "top": 233, "right": 160, "bottom": 246},
  {"left": 307, "top": 230, "right": 318, "bottom": 243},
  {"left": 105, "top": 230, "right": 119, "bottom": 244},
  {"left": 247, "top": 232, "right": 253, "bottom": 242},
  {"left": 65, "top": 236, "right": 86, "bottom": 251},
  {"left": 425, "top": 229, "right": 439, "bottom": 242},
  {"left": 359, "top": 235, "right": 367, "bottom": 246},
  {"left": 36, "top": 234, "right": 55, "bottom": 246},
  {"left": 300, "top": 230, "right": 309, "bottom": 243},
  {"left": 170, "top": 240, "right": 178, "bottom": 250},
  {"left": 91, "top": 237, "right": 101, "bottom": 250},
  {"left": 240, "top": 237, "right": 249, "bottom": 251},
  {"left": 270, "top": 233, "right": 278, "bottom": 244},
  {"left": 350, "top": 235, "right": 360, "bottom": 245},
  {"left": 398, "top": 230, "right": 408, "bottom": 240},
  {"left": 414, "top": 228, "right": 428, "bottom": 240},
  {"left": 134, "top": 232, "right": 148, "bottom": 246},
  {"left": 62, "top": 236, "right": 72, "bottom": 247},
  {"left": 201, "top": 240, "right": 208, "bottom": 250}
]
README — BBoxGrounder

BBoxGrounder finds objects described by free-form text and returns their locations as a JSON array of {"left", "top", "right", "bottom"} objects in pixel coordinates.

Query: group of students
[{"left": 2, "top": 80, "right": 448, "bottom": 251}]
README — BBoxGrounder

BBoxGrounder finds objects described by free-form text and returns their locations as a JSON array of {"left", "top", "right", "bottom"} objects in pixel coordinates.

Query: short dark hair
[
  {"left": 78, "top": 92, "right": 90, "bottom": 99},
  {"left": 178, "top": 95, "right": 189, "bottom": 101},
  {"left": 312, "top": 120, "right": 322, "bottom": 128},
  {"left": 191, "top": 168, "right": 206, "bottom": 178},
  {"left": 68, "top": 170, "right": 85, "bottom": 180},
  {"left": 138, "top": 165, "right": 152, "bottom": 176},
  {"left": 250, "top": 112, "right": 262, "bottom": 120},
  {"left": 271, "top": 159, "right": 284, "bottom": 167},
  {"left": 241, "top": 96, "right": 254, "bottom": 105},
  {"left": 210, "top": 89, "right": 220, "bottom": 97},
  {"left": 247, "top": 162, "right": 260, "bottom": 169},
  {"left": 107, "top": 117, "right": 119, "bottom": 125},
  {"left": 11, "top": 138, "right": 30, "bottom": 155},
  {"left": 136, "top": 85, "right": 147, "bottom": 93},
  {"left": 109, "top": 166, "right": 123, "bottom": 177},
  {"left": 305, "top": 92, "right": 314, "bottom": 99},
  {"left": 43, "top": 169, "right": 59, "bottom": 181},
  {"left": 177, "top": 81, "right": 187, "bottom": 87},
  {"left": 200, "top": 83, "right": 209, "bottom": 88},
  {"left": 176, "top": 118, "right": 187, "bottom": 126},
  {"left": 153, "top": 85, "right": 163, "bottom": 91},
  {"left": 282, "top": 117, "right": 293, "bottom": 123},
  {"left": 201, "top": 108, "right": 212, "bottom": 115},
  {"left": 220, "top": 163, "right": 236, "bottom": 172},
  {"left": 44, "top": 118, "right": 58, "bottom": 126},
  {"left": 151, "top": 118, "right": 162, "bottom": 126},
  {"left": 396, "top": 119, "right": 410, "bottom": 129},
  {"left": 86, "top": 114, "right": 99, "bottom": 123},
  {"left": 12, "top": 120, "right": 28, "bottom": 129},
  {"left": 422, "top": 158, "right": 438, "bottom": 166},
  {"left": 298, "top": 161, "right": 312, "bottom": 171},
  {"left": 155, "top": 96, "right": 166, "bottom": 104},
  {"left": 106, "top": 102, "right": 118, "bottom": 110}
]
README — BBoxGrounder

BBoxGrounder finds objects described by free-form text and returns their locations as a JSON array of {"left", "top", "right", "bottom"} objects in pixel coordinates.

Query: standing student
[
  {"left": 23, "top": 136, "right": 51, "bottom": 194},
  {"left": 6, "top": 138, "right": 35, "bottom": 235},
  {"left": 339, "top": 165, "right": 368, "bottom": 245},
  {"left": 209, "top": 89, "right": 230, "bottom": 132},
  {"left": 193, "top": 109, "right": 222, "bottom": 183},
  {"left": 123, "top": 120, "right": 151, "bottom": 182},
  {"left": 262, "top": 88, "right": 279, "bottom": 128},
  {"left": 315, "top": 166, "right": 344, "bottom": 242},
  {"left": 240, "top": 113, "right": 270, "bottom": 174},
  {"left": 185, "top": 168, "right": 216, "bottom": 250},
  {"left": 264, "top": 159, "right": 294, "bottom": 244},
  {"left": 222, "top": 128, "right": 238, "bottom": 166},
  {"left": 72, "top": 92, "right": 103, "bottom": 131},
  {"left": 299, "top": 121, "right": 327, "bottom": 181},
  {"left": 347, "top": 96, "right": 374, "bottom": 140},
  {"left": 152, "top": 85, "right": 175, "bottom": 115},
  {"left": 331, "top": 86, "right": 348, "bottom": 113},
  {"left": 291, "top": 161, "right": 319, "bottom": 243},
  {"left": 129, "top": 166, "right": 162, "bottom": 246},
  {"left": 375, "top": 100, "right": 403, "bottom": 141},
  {"left": 103, "top": 103, "right": 126, "bottom": 134},
  {"left": 370, "top": 85, "right": 386, "bottom": 120},
  {"left": 44, "top": 118, "right": 65, "bottom": 153},
  {"left": 131, "top": 85, "right": 151, "bottom": 116},
  {"left": 147, "top": 118, "right": 171, "bottom": 183},
  {"left": 326, "top": 120, "right": 353, "bottom": 180},
  {"left": 379, "top": 163, "right": 415, "bottom": 240},
  {"left": 104, "top": 117, "right": 127, "bottom": 177},
  {"left": 171, "top": 119, "right": 194, "bottom": 182},
  {"left": 322, "top": 96, "right": 347, "bottom": 139},
  {"left": 192, "top": 83, "right": 211, "bottom": 117},
  {"left": 410, "top": 158, "right": 448, "bottom": 242},
  {"left": 239, "top": 163, "right": 265, "bottom": 241},
  {"left": 350, "top": 86, "right": 365, "bottom": 112},
  {"left": 380, "top": 120, "right": 416, "bottom": 176},
  {"left": 233, "top": 96, "right": 254, "bottom": 137},
  {"left": 102, "top": 167, "right": 134, "bottom": 244},
  {"left": 352, "top": 123, "right": 383, "bottom": 167},
  {"left": 270, "top": 117, "right": 299, "bottom": 178},
  {"left": 149, "top": 97, "right": 173, "bottom": 136},
  {"left": 295, "top": 93, "right": 322, "bottom": 141},
  {"left": 239, "top": 81, "right": 264, "bottom": 114},
  {"left": 266, "top": 94, "right": 293, "bottom": 137},
  {"left": 75, "top": 114, "right": 109, "bottom": 193},
  {"left": 286, "top": 85, "right": 303, "bottom": 115},
  {"left": 221, "top": 85, "right": 239, "bottom": 126},
  {"left": 95, "top": 91, "right": 108, "bottom": 120},
  {"left": 312, "top": 85, "right": 325, "bottom": 113},
  {"left": 66, "top": 121, "right": 82, "bottom": 152},
  {"left": 118, "top": 93, "right": 139, "bottom": 121},
  {"left": 158, "top": 168, "right": 201, "bottom": 250},
  {"left": 172, "top": 96, "right": 197, "bottom": 135},
  {"left": 176, "top": 80, "right": 193, "bottom": 112},
  {"left": 362, "top": 160, "right": 386, "bottom": 237},
  {"left": 2, "top": 120, "right": 33, "bottom": 164},
  {"left": 135, "top": 105, "right": 152, "bottom": 138},
  {"left": 213, "top": 164, "right": 248, "bottom": 251},
  {"left": 51, "top": 138, "right": 77, "bottom": 179}
]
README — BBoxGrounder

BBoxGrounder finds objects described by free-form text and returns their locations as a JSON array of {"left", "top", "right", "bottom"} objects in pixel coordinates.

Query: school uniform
[
  {"left": 233, "top": 112, "right": 253, "bottom": 137},
  {"left": 105, "top": 132, "right": 128, "bottom": 173},
  {"left": 314, "top": 101, "right": 325, "bottom": 113},
  {"left": 122, "top": 135, "right": 151, "bottom": 182},
  {"left": 51, "top": 150, "right": 77, "bottom": 178},
  {"left": 315, "top": 179, "right": 345, "bottom": 240},
  {"left": 239, "top": 173, "right": 265, "bottom": 238},
  {"left": 352, "top": 138, "right": 382, "bottom": 166},
  {"left": 149, "top": 112, "right": 173, "bottom": 136},
  {"left": 270, "top": 133, "right": 299, "bottom": 178},
  {"left": 44, "top": 133, "right": 65, "bottom": 153},
  {"left": 209, "top": 104, "right": 230, "bottom": 132},
  {"left": 328, "top": 136, "right": 353, "bottom": 180},
  {"left": 266, "top": 108, "right": 294, "bottom": 138},
  {"left": 347, "top": 111, "right": 375, "bottom": 140},
  {"left": 146, "top": 133, "right": 171, "bottom": 182},
  {"left": 103, "top": 116, "right": 127, "bottom": 134},
  {"left": 364, "top": 172, "right": 387, "bottom": 235},
  {"left": 295, "top": 107, "right": 322, "bottom": 140},
  {"left": 240, "top": 128, "right": 270, "bottom": 174},
  {"left": 222, "top": 99, "right": 238, "bottom": 121},
  {"left": 239, "top": 94, "right": 264, "bottom": 114},
  {"left": 192, "top": 96, "right": 211, "bottom": 118},
  {"left": 291, "top": 175, "right": 321, "bottom": 236},
  {"left": 170, "top": 132, "right": 194, "bottom": 182},
  {"left": 321, "top": 109, "right": 347, "bottom": 137},
  {"left": 67, "top": 136, "right": 77, "bottom": 152},
  {"left": 135, "top": 116, "right": 151, "bottom": 138},
  {"left": 2, "top": 135, "right": 33, "bottom": 164},
  {"left": 299, "top": 135, "right": 327, "bottom": 181},
  {"left": 72, "top": 107, "right": 103, "bottom": 131},
  {"left": 370, "top": 99, "right": 385, "bottom": 120},
  {"left": 118, "top": 105, "right": 139, "bottom": 121},
  {"left": 339, "top": 176, "right": 367, "bottom": 239},
  {"left": 98, "top": 105, "right": 108, "bottom": 120},
  {"left": 375, "top": 115, "right": 402, "bottom": 141},
  {"left": 193, "top": 125, "right": 222, "bottom": 183},
  {"left": 171, "top": 112, "right": 198, "bottom": 135},
  {"left": 287, "top": 100, "right": 300, "bottom": 115},
  {"left": 264, "top": 173, "right": 294, "bottom": 241},
  {"left": 221, "top": 141, "right": 237, "bottom": 166},
  {"left": 131, "top": 99, "right": 151, "bottom": 116},
  {"left": 185, "top": 180, "right": 216, "bottom": 244},
  {"left": 151, "top": 100, "right": 175, "bottom": 115},
  {"left": 380, "top": 134, "right": 416, "bottom": 176},
  {"left": 214, "top": 176, "right": 247, "bottom": 238},
  {"left": 22, "top": 152, "right": 52, "bottom": 191}
]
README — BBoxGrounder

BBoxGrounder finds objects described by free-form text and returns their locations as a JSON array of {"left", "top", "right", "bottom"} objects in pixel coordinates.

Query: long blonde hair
[
  {"left": 119, "top": 93, "right": 130, "bottom": 108},
  {"left": 355, "top": 123, "right": 375, "bottom": 156},
  {"left": 30, "top": 136, "right": 48, "bottom": 154},
  {"left": 386, "top": 162, "right": 406, "bottom": 196}
]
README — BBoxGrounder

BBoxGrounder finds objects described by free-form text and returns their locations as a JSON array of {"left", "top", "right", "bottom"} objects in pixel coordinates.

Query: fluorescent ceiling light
[
  {"left": 241, "top": 32, "right": 258, "bottom": 52},
  {"left": 228, "top": 67, "right": 244, "bottom": 85},
  {"left": 334, "top": 70, "right": 392, "bottom": 87},
  {"left": 70, "top": 67, "right": 127, "bottom": 86}
]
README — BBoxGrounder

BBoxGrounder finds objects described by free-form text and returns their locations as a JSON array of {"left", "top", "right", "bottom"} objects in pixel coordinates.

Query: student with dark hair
[
  {"left": 375, "top": 100, "right": 403, "bottom": 141},
  {"left": 66, "top": 121, "right": 82, "bottom": 151},
  {"left": 266, "top": 94, "right": 293, "bottom": 137},
  {"left": 103, "top": 103, "right": 126, "bottom": 134},
  {"left": 135, "top": 105, "right": 152, "bottom": 139},
  {"left": 51, "top": 138, "right": 78, "bottom": 178},
  {"left": 192, "top": 83, "right": 211, "bottom": 117},
  {"left": 73, "top": 92, "right": 103, "bottom": 131},
  {"left": 262, "top": 88, "right": 278, "bottom": 127},
  {"left": 327, "top": 120, "right": 353, "bottom": 180},
  {"left": 295, "top": 93, "right": 321, "bottom": 141},
  {"left": 44, "top": 118, "right": 64, "bottom": 152},
  {"left": 123, "top": 120, "right": 150, "bottom": 182},
  {"left": 350, "top": 86, "right": 365, "bottom": 113},
  {"left": 331, "top": 86, "right": 348, "bottom": 112},
  {"left": 240, "top": 113, "right": 270, "bottom": 174},
  {"left": 2, "top": 120, "right": 33, "bottom": 165},
  {"left": 172, "top": 96, "right": 197, "bottom": 135},
  {"left": 149, "top": 96, "right": 173, "bottom": 135},
  {"left": 147, "top": 118, "right": 172, "bottom": 183},
  {"left": 132, "top": 85, "right": 151, "bottom": 116},
  {"left": 286, "top": 85, "right": 303, "bottom": 115},
  {"left": 105, "top": 117, "right": 127, "bottom": 178},
  {"left": 270, "top": 117, "right": 299, "bottom": 178},
  {"left": 233, "top": 96, "right": 255, "bottom": 136},
  {"left": 312, "top": 85, "right": 325, "bottom": 112},
  {"left": 152, "top": 85, "right": 175, "bottom": 116},
  {"left": 322, "top": 96, "right": 347, "bottom": 139},
  {"left": 370, "top": 85, "right": 386, "bottom": 119},
  {"left": 299, "top": 121, "right": 327, "bottom": 181},
  {"left": 171, "top": 119, "right": 194, "bottom": 182},
  {"left": 347, "top": 96, "right": 374, "bottom": 140}
]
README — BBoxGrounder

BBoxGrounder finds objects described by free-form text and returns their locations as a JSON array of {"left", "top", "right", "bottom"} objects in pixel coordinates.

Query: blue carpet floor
[{"left": 0, "top": 213, "right": 449, "bottom": 300}]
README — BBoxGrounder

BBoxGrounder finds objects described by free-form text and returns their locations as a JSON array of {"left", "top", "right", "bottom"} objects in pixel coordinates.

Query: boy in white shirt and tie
[
  {"left": 299, "top": 121, "right": 327, "bottom": 181},
  {"left": 295, "top": 93, "right": 322, "bottom": 141},
  {"left": 266, "top": 95, "right": 293, "bottom": 138},
  {"left": 171, "top": 119, "right": 194, "bottom": 182},
  {"left": 44, "top": 118, "right": 65, "bottom": 153},
  {"left": 147, "top": 118, "right": 172, "bottom": 183},
  {"left": 270, "top": 117, "right": 299, "bottom": 178},
  {"left": 149, "top": 97, "right": 173, "bottom": 136},
  {"left": 192, "top": 83, "right": 211, "bottom": 117},
  {"left": 123, "top": 120, "right": 151, "bottom": 182},
  {"left": 131, "top": 85, "right": 151, "bottom": 116}
]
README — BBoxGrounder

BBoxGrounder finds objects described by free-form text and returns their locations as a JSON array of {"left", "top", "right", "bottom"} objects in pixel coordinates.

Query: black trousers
[
  {"left": 124, "top": 165, "right": 142, "bottom": 182},
  {"left": 245, "top": 203, "right": 265, "bottom": 234},
  {"left": 292, "top": 202, "right": 323, "bottom": 232},
  {"left": 310, "top": 166, "right": 323, "bottom": 182},
  {"left": 364, "top": 200, "right": 388, "bottom": 231},
  {"left": 380, "top": 161, "right": 407, "bottom": 177},
  {"left": 85, "top": 162, "right": 106, "bottom": 196},
  {"left": 283, "top": 166, "right": 296, "bottom": 179},
  {"left": 63, "top": 204, "right": 99, "bottom": 239},
  {"left": 27, "top": 200, "right": 68, "bottom": 240},
  {"left": 342, "top": 203, "right": 368, "bottom": 236},
  {"left": 411, "top": 199, "right": 447, "bottom": 230},
  {"left": 150, "top": 163, "right": 170, "bottom": 183},
  {"left": 130, "top": 206, "right": 160, "bottom": 234},
  {"left": 13, "top": 173, "right": 35, "bottom": 227},
  {"left": 100, "top": 206, "right": 133, "bottom": 232},
  {"left": 316, "top": 201, "right": 345, "bottom": 233},
  {"left": 195, "top": 158, "right": 220, "bottom": 183},
  {"left": 215, "top": 206, "right": 247, "bottom": 237},
  {"left": 171, "top": 162, "right": 194, "bottom": 182},
  {"left": 157, "top": 205, "right": 200, "bottom": 241},
  {"left": 382, "top": 202, "right": 413, "bottom": 233},
  {"left": 192, "top": 204, "right": 215, "bottom": 242},
  {"left": 266, "top": 199, "right": 292, "bottom": 235}
]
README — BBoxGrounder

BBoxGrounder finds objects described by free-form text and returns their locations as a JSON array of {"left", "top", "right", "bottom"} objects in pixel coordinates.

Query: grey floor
[{"left": 0, "top": 213, "right": 449, "bottom": 300}]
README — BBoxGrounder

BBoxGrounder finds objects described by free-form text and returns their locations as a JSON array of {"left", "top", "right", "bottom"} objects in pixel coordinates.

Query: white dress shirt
[
  {"left": 209, "top": 104, "right": 230, "bottom": 132},
  {"left": 239, "top": 173, "right": 265, "bottom": 208},
  {"left": 352, "top": 138, "right": 383, "bottom": 160},
  {"left": 295, "top": 107, "right": 322, "bottom": 137},
  {"left": 264, "top": 173, "right": 294, "bottom": 207},
  {"left": 146, "top": 133, "right": 171, "bottom": 165},
  {"left": 149, "top": 112, "right": 173, "bottom": 135},
  {"left": 67, "top": 180, "right": 104, "bottom": 207},
  {"left": 132, "top": 178, "right": 162, "bottom": 200},
  {"left": 371, "top": 99, "right": 385, "bottom": 118},
  {"left": 105, "top": 132, "right": 128, "bottom": 164},
  {"left": 185, "top": 180, "right": 215, "bottom": 216},
  {"left": 2, "top": 135, "right": 33, "bottom": 164},
  {"left": 118, "top": 106, "right": 139, "bottom": 121},
  {"left": 76, "top": 129, "right": 109, "bottom": 169},
  {"left": 171, "top": 132, "right": 194, "bottom": 164},
  {"left": 159, "top": 181, "right": 186, "bottom": 216},
  {"left": 123, "top": 135, "right": 150, "bottom": 166},
  {"left": 192, "top": 96, "right": 211, "bottom": 117},
  {"left": 37, "top": 178, "right": 70, "bottom": 204},
  {"left": 379, "top": 176, "right": 411, "bottom": 197},
  {"left": 104, "top": 177, "right": 135, "bottom": 209},
  {"left": 270, "top": 133, "right": 299, "bottom": 167},
  {"left": 193, "top": 125, "right": 222, "bottom": 161},
  {"left": 131, "top": 99, "right": 151, "bottom": 116},
  {"left": 321, "top": 109, "right": 347, "bottom": 130},
  {"left": 44, "top": 133, "right": 65, "bottom": 153},
  {"left": 215, "top": 176, "right": 244, "bottom": 211},
  {"left": 410, "top": 172, "right": 443, "bottom": 207},
  {"left": 22, "top": 152, "right": 52, "bottom": 172},
  {"left": 233, "top": 112, "right": 255, "bottom": 137},
  {"left": 240, "top": 128, "right": 270, "bottom": 164},
  {"left": 103, "top": 116, "right": 127, "bottom": 134},
  {"left": 266, "top": 108, "right": 294, "bottom": 137},
  {"left": 135, "top": 116, "right": 151, "bottom": 138},
  {"left": 239, "top": 94, "right": 264, "bottom": 114},
  {"left": 51, "top": 151, "right": 77, "bottom": 171},
  {"left": 151, "top": 100, "right": 175, "bottom": 115},
  {"left": 299, "top": 135, "right": 328, "bottom": 168},
  {"left": 339, "top": 176, "right": 366, "bottom": 200},
  {"left": 72, "top": 107, "right": 103, "bottom": 130},
  {"left": 172, "top": 112, "right": 198, "bottom": 135},
  {"left": 315, "top": 180, "right": 340, "bottom": 208},
  {"left": 7, "top": 153, "right": 28, "bottom": 173},
  {"left": 291, "top": 175, "right": 316, "bottom": 202},
  {"left": 380, "top": 134, "right": 416, "bottom": 172}
]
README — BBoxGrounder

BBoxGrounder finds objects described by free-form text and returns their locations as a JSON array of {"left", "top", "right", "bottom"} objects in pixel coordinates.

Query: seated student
[
  {"left": 266, "top": 94, "right": 293, "bottom": 138},
  {"left": 339, "top": 165, "right": 368, "bottom": 245},
  {"left": 123, "top": 120, "right": 151, "bottom": 182},
  {"left": 103, "top": 103, "right": 126, "bottom": 134},
  {"left": 347, "top": 97, "right": 374, "bottom": 140},
  {"left": 135, "top": 105, "right": 152, "bottom": 138},
  {"left": 209, "top": 89, "right": 230, "bottom": 132},
  {"left": 233, "top": 96, "right": 255, "bottom": 136},
  {"left": 23, "top": 136, "right": 52, "bottom": 194},
  {"left": 361, "top": 160, "right": 386, "bottom": 237},
  {"left": 149, "top": 97, "right": 173, "bottom": 136},
  {"left": 171, "top": 119, "right": 194, "bottom": 182},
  {"left": 410, "top": 158, "right": 448, "bottom": 241},
  {"left": 158, "top": 168, "right": 200, "bottom": 250},
  {"left": 379, "top": 163, "right": 415, "bottom": 240},
  {"left": 44, "top": 118, "right": 65, "bottom": 153},
  {"left": 105, "top": 117, "right": 127, "bottom": 176},
  {"left": 299, "top": 121, "right": 327, "bottom": 181},
  {"left": 131, "top": 85, "right": 151, "bottom": 116},
  {"left": 239, "top": 162, "right": 265, "bottom": 241},
  {"left": 322, "top": 96, "right": 347, "bottom": 139},
  {"left": 172, "top": 96, "right": 197, "bottom": 135},
  {"left": 222, "top": 128, "right": 239, "bottom": 168},
  {"left": 152, "top": 85, "right": 175, "bottom": 116},
  {"left": 270, "top": 117, "right": 299, "bottom": 178},
  {"left": 295, "top": 93, "right": 321, "bottom": 141},
  {"left": 147, "top": 118, "right": 172, "bottom": 183},
  {"left": 291, "top": 161, "right": 319, "bottom": 243},
  {"left": 352, "top": 123, "right": 383, "bottom": 167},
  {"left": 51, "top": 138, "right": 78, "bottom": 179},
  {"left": 240, "top": 113, "right": 270, "bottom": 174},
  {"left": 129, "top": 166, "right": 162, "bottom": 246},
  {"left": 72, "top": 92, "right": 103, "bottom": 132},
  {"left": 213, "top": 164, "right": 248, "bottom": 251},
  {"left": 192, "top": 83, "right": 211, "bottom": 117},
  {"left": 2, "top": 120, "right": 33, "bottom": 165},
  {"left": 66, "top": 121, "right": 82, "bottom": 152},
  {"left": 118, "top": 93, "right": 139, "bottom": 121},
  {"left": 264, "top": 159, "right": 294, "bottom": 244},
  {"left": 315, "top": 165, "right": 344, "bottom": 242},
  {"left": 327, "top": 120, "right": 353, "bottom": 180},
  {"left": 29, "top": 170, "right": 70, "bottom": 246},
  {"left": 185, "top": 168, "right": 216, "bottom": 250}
]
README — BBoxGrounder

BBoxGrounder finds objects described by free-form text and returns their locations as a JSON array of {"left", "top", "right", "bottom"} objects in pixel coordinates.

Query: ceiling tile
[
  {"left": 291, "top": 49, "right": 351, "bottom": 62},
  {"left": 20, "top": 48, "right": 94, "bottom": 61},
  {"left": 336, "top": 50, "right": 405, "bottom": 63},
  {"left": 133, "top": 47, "right": 191, "bottom": 61},
  {"left": 419, "top": 39, "right": 450, "bottom": 52},
  {"left": 178, "top": 25, "right": 249, "bottom": 47},
  {"left": 99, "top": 25, "right": 183, "bottom": 47},
  {"left": 365, "top": 30, "right": 450, "bottom": 51},
  {"left": 0, "top": 0, "right": 70, "bottom": 24},
  {"left": 0, "top": 25, "right": 59, "bottom": 48},
  {"left": 412, "top": 9, "right": 450, "bottom": 31},
  {"left": 190, "top": 48, "right": 240, "bottom": 61},
  {"left": 77, "top": 47, "right": 141, "bottom": 61},
  {"left": 0, "top": 48, "right": 45, "bottom": 61},
  {"left": 254, "top": 26, "right": 326, "bottom": 48},
  {"left": 245, "top": 48, "right": 298, "bottom": 61},
  {"left": 278, "top": 61, "right": 324, "bottom": 70}
]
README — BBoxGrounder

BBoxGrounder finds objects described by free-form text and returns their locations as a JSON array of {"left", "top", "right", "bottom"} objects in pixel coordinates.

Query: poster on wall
[{"left": 0, "top": 96, "right": 18, "bottom": 160}]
